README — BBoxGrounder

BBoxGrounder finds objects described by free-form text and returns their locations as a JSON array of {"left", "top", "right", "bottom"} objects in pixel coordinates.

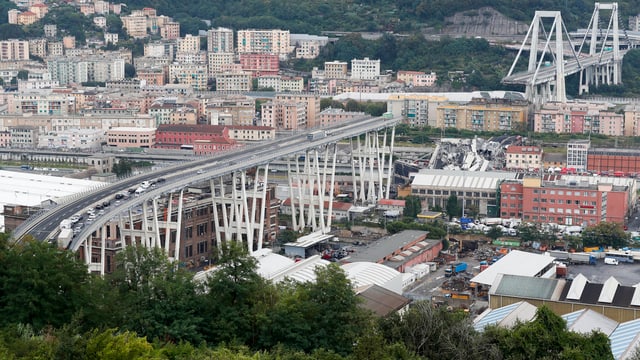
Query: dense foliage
[{"left": 0, "top": 233, "right": 616, "bottom": 358}]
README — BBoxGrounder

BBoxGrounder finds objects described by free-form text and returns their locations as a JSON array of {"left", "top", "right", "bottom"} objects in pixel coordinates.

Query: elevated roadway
[{"left": 15, "top": 115, "right": 401, "bottom": 250}]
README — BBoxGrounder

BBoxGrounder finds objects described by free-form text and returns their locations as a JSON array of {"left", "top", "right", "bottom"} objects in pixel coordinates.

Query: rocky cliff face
[{"left": 442, "top": 7, "right": 528, "bottom": 36}]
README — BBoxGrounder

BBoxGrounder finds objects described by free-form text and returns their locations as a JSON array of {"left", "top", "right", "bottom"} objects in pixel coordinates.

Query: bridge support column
[
  {"left": 288, "top": 144, "right": 337, "bottom": 233},
  {"left": 211, "top": 167, "right": 270, "bottom": 253},
  {"left": 350, "top": 128, "right": 395, "bottom": 206}
]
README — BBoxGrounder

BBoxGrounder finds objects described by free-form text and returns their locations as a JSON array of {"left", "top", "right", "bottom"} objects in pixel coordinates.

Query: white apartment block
[
  {"left": 177, "top": 34, "right": 201, "bottom": 54},
  {"left": 169, "top": 63, "right": 208, "bottom": 90},
  {"left": 122, "top": 15, "right": 148, "bottom": 38},
  {"left": 17, "top": 79, "right": 59, "bottom": 91},
  {"left": 105, "top": 33, "right": 118, "bottom": 45},
  {"left": 290, "top": 34, "right": 328, "bottom": 59},
  {"left": 566, "top": 140, "right": 590, "bottom": 172},
  {"left": 47, "top": 56, "right": 125, "bottom": 85},
  {"left": 351, "top": 57, "right": 380, "bottom": 80},
  {"left": 47, "top": 41, "right": 63, "bottom": 56},
  {"left": 8, "top": 92, "right": 69, "bottom": 115},
  {"left": 144, "top": 41, "right": 175, "bottom": 58},
  {"left": 257, "top": 75, "right": 304, "bottom": 92},
  {"left": 207, "top": 52, "right": 235, "bottom": 77},
  {"left": 207, "top": 27, "right": 234, "bottom": 53},
  {"left": 94, "top": 16, "right": 107, "bottom": 28},
  {"left": 8, "top": 9, "right": 19, "bottom": 24},
  {"left": 43, "top": 24, "right": 56, "bottom": 38},
  {"left": 38, "top": 128, "right": 105, "bottom": 150},
  {"left": 215, "top": 71, "right": 251, "bottom": 92},
  {"left": 0, "top": 40, "right": 29, "bottom": 61},
  {"left": 175, "top": 51, "right": 207, "bottom": 64},
  {"left": 324, "top": 61, "right": 348, "bottom": 79},
  {"left": 28, "top": 39, "right": 47, "bottom": 58},
  {"left": 237, "top": 29, "right": 290, "bottom": 58}
]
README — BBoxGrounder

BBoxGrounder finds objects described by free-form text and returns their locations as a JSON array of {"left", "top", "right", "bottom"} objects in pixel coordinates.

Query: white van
[{"left": 604, "top": 257, "right": 619, "bottom": 265}]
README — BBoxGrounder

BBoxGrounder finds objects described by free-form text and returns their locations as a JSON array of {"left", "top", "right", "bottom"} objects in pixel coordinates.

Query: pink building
[
  {"left": 107, "top": 127, "right": 156, "bottom": 148},
  {"left": 534, "top": 102, "right": 624, "bottom": 135},
  {"left": 0, "top": 130, "right": 10, "bottom": 147},
  {"left": 500, "top": 177, "right": 630, "bottom": 226},
  {"left": 239, "top": 53, "right": 279, "bottom": 77},
  {"left": 318, "top": 108, "right": 366, "bottom": 127}
]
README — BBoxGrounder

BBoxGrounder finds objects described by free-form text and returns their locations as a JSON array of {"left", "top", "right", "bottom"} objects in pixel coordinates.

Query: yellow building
[{"left": 436, "top": 104, "right": 527, "bottom": 132}]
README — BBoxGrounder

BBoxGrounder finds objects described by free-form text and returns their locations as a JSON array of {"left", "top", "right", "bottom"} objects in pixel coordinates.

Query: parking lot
[{"left": 568, "top": 261, "right": 640, "bottom": 286}]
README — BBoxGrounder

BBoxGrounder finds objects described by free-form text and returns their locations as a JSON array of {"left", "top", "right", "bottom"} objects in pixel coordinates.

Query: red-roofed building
[
  {"left": 154, "top": 124, "right": 240, "bottom": 154},
  {"left": 377, "top": 199, "right": 406, "bottom": 212},
  {"left": 505, "top": 145, "right": 543, "bottom": 171}
]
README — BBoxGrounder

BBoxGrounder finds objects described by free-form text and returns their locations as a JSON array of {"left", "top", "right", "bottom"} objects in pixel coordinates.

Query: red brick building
[
  {"left": 154, "top": 124, "right": 239, "bottom": 155},
  {"left": 239, "top": 53, "right": 279, "bottom": 77},
  {"left": 587, "top": 148, "right": 640, "bottom": 176},
  {"left": 500, "top": 177, "right": 630, "bottom": 226}
]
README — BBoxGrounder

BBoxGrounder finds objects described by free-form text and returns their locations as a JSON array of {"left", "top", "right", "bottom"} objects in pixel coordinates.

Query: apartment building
[
  {"left": 207, "top": 27, "right": 234, "bottom": 53},
  {"left": 505, "top": 146, "right": 543, "bottom": 171},
  {"left": 121, "top": 15, "right": 148, "bottom": 38},
  {"left": 137, "top": 68, "right": 165, "bottom": 86},
  {"left": 226, "top": 125, "right": 275, "bottom": 141},
  {"left": 207, "top": 52, "right": 235, "bottom": 77},
  {"left": 0, "top": 40, "right": 29, "bottom": 61},
  {"left": 239, "top": 53, "right": 279, "bottom": 77},
  {"left": 215, "top": 71, "right": 251, "bottom": 92},
  {"left": 351, "top": 57, "right": 380, "bottom": 80},
  {"left": 386, "top": 94, "right": 448, "bottom": 127},
  {"left": 500, "top": 177, "right": 629, "bottom": 226},
  {"left": 43, "top": 24, "right": 56, "bottom": 38},
  {"left": 105, "top": 33, "right": 118, "bottom": 45},
  {"left": 47, "top": 56, "right": 125, "bottom": 85},
  {"left": 204, "top": 96, "right": 255, "bottom": 126},
  {"left": 324, "top": 61, "right": 348, "bottom": 79},
  {"left": 177, "top": 34, "right": 201, "bottom": 54},
  {"left": 38, "top": 128, "right": 105, "bottom": 150},
  {"left": 397, "top": 70, "right": 437, "bottom": 87},
  {"left": 47, "top": 41, "right": 63, "bottom": 56},
  {"left": 144, "top": 41, "right": 175, "bottom": 58},
  {"left": 623, "top": 104, "right": 640, "bottom": 137},
  {"left": 318, "top": 108, "right": 366, "bottom": 127},
  {"left": 154, "top": 124, "right": 237, "bottom": 153},
  {"left": 436, "top": 104, "right": 527, "bottom": 132},
  {"left": 237, "top": 29, "right": 290, "bottom": 59},
  {"left": 168, "top": 63, "right": 208, "bottom": 90},
  {"left": 106, "top": 127, "right": 156, "bottom": 148},
  {"left": 8, "top": 92, "right": 69, "bottom": 115},
  {"left": 160, "top": 22, "right": 180, "bottom": 40},
  {"left": 566, "top": 140, "right": 590, "bottom": 172},
  {"left": 28, "top": 3, "right": 47, "bottom": 18},
  {"left": 261, "top": 101, "right": 306, "bottom": 130},
  {"left": 534, "top": 101, "right": 623, "bottom": 135},
  {"left": 290, "top": 34, "right": 328, "bottom": 59},
  {"left": 17, "top": 11, "right": 37, "bottom": 25},
  {"left": 275, "top": 93, "right": 320, "bottom": 127},
  {"left": 257, "top": 75, "right": 304, "bottom": 92},
  {"left": 9, "top": 126, "right": 39, "bottom": 148}
]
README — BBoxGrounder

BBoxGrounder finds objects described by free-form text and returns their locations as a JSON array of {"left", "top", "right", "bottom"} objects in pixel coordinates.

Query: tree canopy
[{"left": 582, "top": 222, "right": 630, "bottom": 248}]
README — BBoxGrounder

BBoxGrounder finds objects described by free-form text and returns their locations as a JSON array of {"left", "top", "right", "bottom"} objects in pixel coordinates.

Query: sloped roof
[
  {"left": 566, "top": 273, "right": 589, "bottom": 300},
  {"left": 610, "top": 319, "right": 640, "bottom": 360},
  {"left": 490, "top": 274, "right": 562, "bottom": 300},
  {"left": 599, "top": 276, "right": 621, "bottom": 304},
  {"left": 356, "top": 284, "right": 410, "bottom": 317},
  {"left": 473, "top": 301, "right": 537, "bottom": 332},
  {"left": 471, "top": 250, "right": 555, "bottom": 286},
  {"left": 562, "top": 309, "right": 618, "bottom": 336},
  {"left": 343, "top": 262, "right": 402, "bottom": 294}
]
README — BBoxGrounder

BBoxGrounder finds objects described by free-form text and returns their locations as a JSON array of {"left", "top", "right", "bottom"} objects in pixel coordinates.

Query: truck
[
  {"left": 547, "top": 250, "right": 597, "bottom": 265},
  {"left": 444, "top": 262, "right": 468, "bottom": 277},
  {"left": 307, "top": 130, "right": 326, "bottom": 141}
]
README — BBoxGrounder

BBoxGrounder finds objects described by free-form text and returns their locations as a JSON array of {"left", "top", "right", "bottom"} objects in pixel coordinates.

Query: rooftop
[
  {"left": 345, "top": 230, "right": 430, "bottom": 263},
  {"left": 471, "top": 250, "right": 555, "bottom": 286}
]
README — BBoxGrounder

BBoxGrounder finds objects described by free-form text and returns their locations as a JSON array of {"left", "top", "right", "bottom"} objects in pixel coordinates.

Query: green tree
[
  {"left": 517, "top": 223, "right": 541, "bottom": 243},
  {"left": 0, "top": 238, "right": 89, "bottom": 330},
  {"left": 582, "top": 222, "right": 630, "bottom": 248},
  {"left": 85, "top": 329, "right": 157, "bottom": 360},
  {"left": 112, "top": 158, "right": 132, "bottom": 177},
  {"left": 16, "top": 70, "right": 28, "bottom": 80},
  {"left": 446, "top": 194, "right": 461, "bottom": 221},
  {"left": 403, "top": 196, "right": 422, "bottom": 218},
  {"left": 124, "top": 63, "right": 136, "bottom": 78},
  {"left": 486, "top": 226, "right": 503, "bottom": 241},
  {"left": 483, "top": 306, "right": 613, "bottom": 360},
  {"left": 105, "top": 246, "right": 204, "bottom": 344},
  {"left": 202, "top": 242, "right": 274, "bottom": 347}
]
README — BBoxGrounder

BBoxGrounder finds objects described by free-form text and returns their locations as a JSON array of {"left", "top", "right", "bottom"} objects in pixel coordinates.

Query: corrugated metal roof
[
  {"left": 412, "top": 170, "right": 519, "bottom": 191},
  {"left": 610, "top": 319, "right": 640, "bottom": 359},
  {"left": 599, "top": 276, "right": 621, "bottom": 304},
  {"left": 567, "top": 273, "right": 589, "bottom": 300},
  {"left": 471, "top": 250, "right": 555, "bottom": 286},
  {"left": 492, "top": 274, "right": 560, "bottom": 299},
  {"left": 473, "top": 301, "right": 537, "bottom": 332},
  {"left": 562, "top": 309, "right": 618, "bottom": 336},
  {"left": 343, "top": 262, "right": 402, "bottom": 294}
]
